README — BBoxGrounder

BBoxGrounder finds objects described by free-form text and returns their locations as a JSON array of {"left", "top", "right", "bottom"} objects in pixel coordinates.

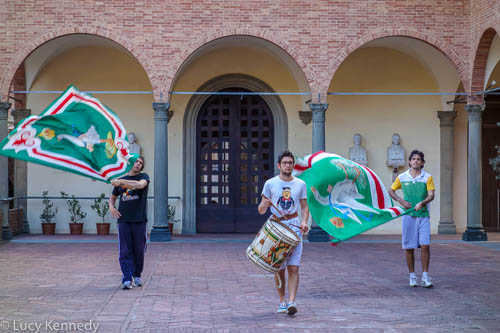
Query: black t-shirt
[{"left": 112, "top": 173, "right": 150, "bottom": 223}]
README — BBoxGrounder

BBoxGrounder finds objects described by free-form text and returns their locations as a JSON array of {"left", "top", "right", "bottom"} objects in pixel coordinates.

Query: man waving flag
[
  {"left": 0, "top": 85, "right": 138, "bottom": 182},
  {"left": 294, "top": 152, "right": 409, "bottom": 243}
]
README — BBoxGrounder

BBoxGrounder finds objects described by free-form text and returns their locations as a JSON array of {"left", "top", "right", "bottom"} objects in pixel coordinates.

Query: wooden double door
[
  {"left": 196, "top": 89, "right": 274, "bottom": 233},
  {"left": 482, "top": 95, "right": 500, "bottom": 232}
]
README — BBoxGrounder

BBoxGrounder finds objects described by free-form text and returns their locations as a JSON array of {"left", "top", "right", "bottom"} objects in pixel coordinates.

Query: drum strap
[{"left": 271, "top": 212, "right": 298, "bottom": 222}]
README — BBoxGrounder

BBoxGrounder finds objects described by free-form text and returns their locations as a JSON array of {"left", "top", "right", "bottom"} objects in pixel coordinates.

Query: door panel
[
  {"left": 196, "top": 90, "right": 274, "bottom": 233},
  {"left": 482, "top": 96, "right": 500, "bottom": 232}
]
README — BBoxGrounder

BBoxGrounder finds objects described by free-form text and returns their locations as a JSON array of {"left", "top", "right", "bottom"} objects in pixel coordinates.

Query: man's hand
[
  {"left": 258, "top": 195, "right": 273, "bottom": 215},
  {"left": 415, "top": 202, "right": 424, "bottom": 211},
  {"left": 111, "top": 179, "right": 122, "bottom": 187},
  {"left": 110, "top": 206, "right": 121, "bottom": 219},
  {"left": 400, "top": 199, "right": 412, "bottom": 210},
  {"left": 261, "top": 196, "right": 273, "bottom": 209},
  {"left": 300, "top": 221, "right": 309, "bottom": 234}
]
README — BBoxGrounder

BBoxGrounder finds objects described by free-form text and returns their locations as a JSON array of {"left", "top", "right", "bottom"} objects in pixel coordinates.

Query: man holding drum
[{"left": 258, "top": 150, "right": 309, "bottom": 315}]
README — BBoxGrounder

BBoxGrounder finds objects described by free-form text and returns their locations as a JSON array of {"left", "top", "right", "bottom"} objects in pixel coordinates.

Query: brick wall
[
  {"left": 0, "top": 0, "right": 479, "bottom": 102},
  {"left": 0, "top": 208, "right": 24, "bottom": 236},
  {"left": 10, "top": 63, "right": 26, "bottom": 109}
]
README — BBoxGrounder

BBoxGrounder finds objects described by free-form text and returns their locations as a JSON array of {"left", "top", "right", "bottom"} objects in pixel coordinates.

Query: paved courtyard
[{"left": 1, "top": 233, "right": 500, "bottom": 332}]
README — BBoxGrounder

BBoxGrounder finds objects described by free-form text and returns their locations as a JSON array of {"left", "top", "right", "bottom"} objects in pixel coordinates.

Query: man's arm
[
  {"left": 109, "top": 194, "right": 121, "bottom": 219},
  {"left": 389, "top": 188, "right": 412, "bottom": 209},
  {"left": 258, "top": 196, "right": 272, "bottom": 215},
  {"left": 299, "top": 198, "right": 309, "bottom": 233},
  {"left": 111, "top": 179, "right": 148, "bottom": 190},
  {"left": 415, "top": 190, "right": 435, "bottom": 211}
]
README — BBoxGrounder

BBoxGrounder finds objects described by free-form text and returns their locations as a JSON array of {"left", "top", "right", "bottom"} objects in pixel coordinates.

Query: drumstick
[
  {"left": 261, "top": 194, "right": 285, "bottom": 218},
  {"left": 262, "top": 194, "right": 303, "bottom": 229}
]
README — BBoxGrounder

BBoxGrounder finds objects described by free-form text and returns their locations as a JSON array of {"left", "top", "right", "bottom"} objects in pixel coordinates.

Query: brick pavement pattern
[{"left": 1, "top": 236, "right": 500, "bottom": 332}]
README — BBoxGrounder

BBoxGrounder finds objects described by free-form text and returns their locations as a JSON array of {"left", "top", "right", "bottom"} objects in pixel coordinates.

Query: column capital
[
  {"left": 12, "top": 109, "right": 31, "bottom": 126},
  {"left": 437, "top": 111, "right": 457, "bottom": 127},
  {"left": 153, "top": 102, "right": 170, "bottom": 120},
  {"left": 309, "top": 103, "right": 328, "bottom": 112},
  {"left": 310, "top": 103, "right": 328, "bottom": 122},
  {"left": 0, "top": 102, "right": 11, "bottom": 118},
  {"left": 465, "top": 104, "right": 485, "bottom": 121}
]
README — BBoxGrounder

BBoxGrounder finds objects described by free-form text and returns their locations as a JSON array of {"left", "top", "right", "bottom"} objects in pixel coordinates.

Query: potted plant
[
  {"left": 61, "top": 191, "right": 87, "bottom": 235},
  {"left": 168, "top": 204, "right": 180, "bottom": 234},
  {"left": 40, "top": 191, "right": 58, "bottom": 235},
  {"left": 91, "top": 193, "right": 111, "bottom": 235}
]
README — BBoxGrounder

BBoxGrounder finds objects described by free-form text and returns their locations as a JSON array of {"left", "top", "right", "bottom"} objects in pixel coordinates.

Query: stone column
[
  {"left": 12, "top": 109, "right": 31, "bottom": 233},
  {"left": 150, "top": 102, "right": 171, "bottom": 242},
  {"left": 308, "top": 103, "right": 330, "bottom": 242},
  {"left": 437, "top": 111, "right": 457, "bottom": 234},
  {"left": 463, "top": 104, "right": 487, "bottom": 241},
  {"left": 0, "top": 102, "right": 11, "bottom": 240}
]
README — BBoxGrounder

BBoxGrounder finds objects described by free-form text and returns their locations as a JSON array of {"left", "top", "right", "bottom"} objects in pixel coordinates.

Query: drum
[{"left": 246, "top": 218, "right": 301, "bottom": 273}]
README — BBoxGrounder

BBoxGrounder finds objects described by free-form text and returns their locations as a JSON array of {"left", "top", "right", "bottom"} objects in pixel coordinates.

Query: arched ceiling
[
  {"left": 360, "top": 37, "right": 462, "bottom": 110},
  {"left": 172, "top": 35, "right": 310, "bottom": 105},
  {"left": 486, "top": 34, "right": 500, "bottom": 88},
  {"left": 24, "top": 34, "right": 133, "bottom": 90}
]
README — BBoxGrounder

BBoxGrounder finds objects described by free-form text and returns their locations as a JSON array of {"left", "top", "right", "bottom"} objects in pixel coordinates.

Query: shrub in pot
[
  {"left": 168, "top": 204, "right": 180, "bottom": 234},
  {"left": 61, "top": 191, "right": 87, "bottom": 235},
  {"left": 40, "top": 191, "right": 57, "bottom": 235},
  {"left": 91, "top": 193, "right": 110, "bottom": 235}
]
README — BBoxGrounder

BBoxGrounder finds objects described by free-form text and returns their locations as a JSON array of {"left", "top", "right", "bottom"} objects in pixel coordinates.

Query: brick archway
[
  {"left": 470, "top": 28, "right": 498, "bottom": 105},
  {"left": 321, "top": 28, "right": 468, "bottom": 103},
  {"left": 0, "top": 26, "right": 160, "bottom": 100},
  {"left": 164, "top": 28, "right": 317, "bottom": 98}
]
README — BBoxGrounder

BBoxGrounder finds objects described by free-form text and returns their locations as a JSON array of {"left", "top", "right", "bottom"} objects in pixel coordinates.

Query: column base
[
  {"left": 438, "top": 220, "right": 456, "bottom": 234},
  {"left": 2, "top": 226, "right": 12, "bottom": 241},
  {"left": 462, "top": 228, "right": 488, "bottom": 242},
  {"left": 150, "top": 226, "right": 171, "bottom": 242},
  {"left": 307, "top": 226, "right": 330, "bottom": 242},
  {"left": 23, "top": 220, "right": 30, "bottom": 233}
]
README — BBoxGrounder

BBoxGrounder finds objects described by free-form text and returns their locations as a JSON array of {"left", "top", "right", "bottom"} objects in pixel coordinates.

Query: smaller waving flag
[
  {"left": 0, "top": 85, "right": 138, "bottom": 182},
  {"left": 294, "top": 152, "right": 409, "bottom": 243}
]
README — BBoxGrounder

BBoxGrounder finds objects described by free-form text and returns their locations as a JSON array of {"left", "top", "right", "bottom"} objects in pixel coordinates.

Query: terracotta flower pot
[
  {"left": 96, "top": 223, "right": 111, "bottom": 235},
  {"left": 69, "top": 223, "right": 84, "bottom": 235},
  {"left": 41, "top": 223, "right": 56, "bottom": 235},
  {"left": 168, "top": 222, "right": 174, "bottom": 233}
]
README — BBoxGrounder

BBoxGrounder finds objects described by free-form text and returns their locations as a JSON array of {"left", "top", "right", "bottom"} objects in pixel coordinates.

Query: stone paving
[{"left": 1, "top": 233, "right": 500, "bottom": 332}]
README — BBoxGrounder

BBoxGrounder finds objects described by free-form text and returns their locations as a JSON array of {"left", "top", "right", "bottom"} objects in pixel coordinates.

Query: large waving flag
[
  {"left": 0, "top": 85, "right": 138, "bottom": 182},
  {"left": 294, "top": 152, "right": 409, "bottom": 243}
]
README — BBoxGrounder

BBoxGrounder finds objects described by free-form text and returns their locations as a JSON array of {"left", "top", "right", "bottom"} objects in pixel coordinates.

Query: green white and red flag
[
  {"left": 294, "top": 151, "right": 409, "bottom": 243},
  {"left": 0, "top": 85, "right": 138, "bottom": 183}
]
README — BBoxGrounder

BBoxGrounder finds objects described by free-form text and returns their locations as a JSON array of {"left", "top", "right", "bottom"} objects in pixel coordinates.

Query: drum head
[{"left": 271, "top": 220, "right": 300, "bottom": 242}]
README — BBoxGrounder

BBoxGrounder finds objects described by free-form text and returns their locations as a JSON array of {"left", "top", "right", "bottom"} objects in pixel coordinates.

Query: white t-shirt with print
[{"left": 262, "top": 175, "right": 307, "bottom": 235}]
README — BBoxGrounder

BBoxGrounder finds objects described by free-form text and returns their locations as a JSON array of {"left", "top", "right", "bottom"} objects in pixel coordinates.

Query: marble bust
[
  {"left": 349, "top": 133, "right": 367, "bottom": 165},
  {"left": 386, "top": 133, "right": 405, "bottom": 168},
  {"left": 127, "top": 132, "right": 142, "bottom": 155}
]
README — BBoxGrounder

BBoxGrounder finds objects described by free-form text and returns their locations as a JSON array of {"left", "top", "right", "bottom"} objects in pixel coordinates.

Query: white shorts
[{"left": 402, "top": 215, "right": 431, "bottom": 249}]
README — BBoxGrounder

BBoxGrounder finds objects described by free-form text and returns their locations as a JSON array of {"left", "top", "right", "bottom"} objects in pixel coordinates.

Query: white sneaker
[
  {"left": 277, "top": 301, "right": 288, "bottom": 313},
  {"left": 421, "top": 276, "right": 433, "bottom": 288},
  {"left": 287, "top": 302, "right": 297, "bottom": 315},
  {"left": 409, "top": 276, "right": 418, "bottom": 287},
  {"left": 121, "top": 280, "right": 132, "bottom": 290}
]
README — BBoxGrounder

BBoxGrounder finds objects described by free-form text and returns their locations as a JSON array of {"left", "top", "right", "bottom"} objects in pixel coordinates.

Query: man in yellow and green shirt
[{"left": 389, "top": 150, "right": 435, "bottom": 288}]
